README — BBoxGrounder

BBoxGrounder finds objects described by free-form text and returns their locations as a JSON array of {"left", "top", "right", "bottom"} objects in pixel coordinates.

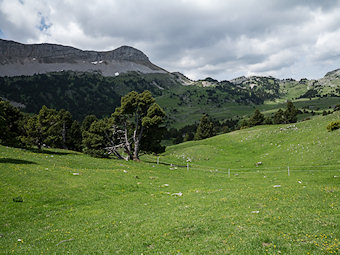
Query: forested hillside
[{"left": 2, "top": 70, "right": 339, "bottom": 124}]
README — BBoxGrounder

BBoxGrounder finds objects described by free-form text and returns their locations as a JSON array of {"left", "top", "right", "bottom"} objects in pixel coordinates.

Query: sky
[{"left": 1, "top": 0, "right": 340, "bottom": 81}]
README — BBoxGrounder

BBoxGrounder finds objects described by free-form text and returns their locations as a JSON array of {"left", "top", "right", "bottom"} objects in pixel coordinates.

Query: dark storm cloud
[{"left": 1, "top": 0, "right": 340, "bottom": 80}]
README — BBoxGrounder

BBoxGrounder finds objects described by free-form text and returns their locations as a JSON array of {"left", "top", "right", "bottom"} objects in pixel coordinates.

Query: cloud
[{"left": 1, "top": 0, "right": 340, "bottom": 80}]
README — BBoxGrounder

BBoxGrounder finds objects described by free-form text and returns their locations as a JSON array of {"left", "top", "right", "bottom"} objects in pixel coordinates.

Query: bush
[{"left": 327, "top": 120, "right": 340, "bottom": 131}]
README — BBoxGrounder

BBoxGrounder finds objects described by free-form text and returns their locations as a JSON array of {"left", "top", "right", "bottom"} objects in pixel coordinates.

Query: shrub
[{"left": 327, "top": 120, "right": 340, "bottom": 131}]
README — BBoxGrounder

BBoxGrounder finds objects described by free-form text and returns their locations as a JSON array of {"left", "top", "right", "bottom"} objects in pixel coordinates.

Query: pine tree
[
  {"left": 81, "top": 114, "right": 98, "bottom": 132},
  {"left": 82, "top": 118, "right": 112, "bottom": 158},
  {"left": 194, "top": 114, "right": 215, "bottom": 140},
  {"left": 68, "top": 120, "right": 82, "bottom": 151},
  {"left": 112, "top": 91, "right": 166, "bottom": 160},
  {"left": 284, "top": 101, "right": 298, "bottom": 123},
  {"left": 273, "top": 109, "right": 285, "bottom": 124},
  {"left": 23, "top": 115, "right": 44, "bottom": 150},
  {"left": 0, "top": 99, "right": 24, "bottom": 146},
  {"left": 140, "top": 103, "right": 166, "bottom": 154},
  {"left": 37, "top": 106, "right": 60, "bottom": 148},
  {"left": 23, "top": 106, "right": 77, "bottom": 150},
  {"left": 248, "top": 109, "right": 265, "bottom": 127},
  {"left": 54, "top": 109, "right": 74, "bottom": 149}
]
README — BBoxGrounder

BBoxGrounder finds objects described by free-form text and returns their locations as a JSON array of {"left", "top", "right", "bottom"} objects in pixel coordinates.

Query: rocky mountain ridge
[
  {"left": 0, "top": 39, "right": 339, "bottom": 125},
  {"left": 0, "top": 39, "right": 166, "bottom": 76}
]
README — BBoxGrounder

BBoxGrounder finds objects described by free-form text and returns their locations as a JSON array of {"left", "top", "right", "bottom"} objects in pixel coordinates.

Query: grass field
[{"left": 0, "top": 112, "right": 339, "bottom": 254}]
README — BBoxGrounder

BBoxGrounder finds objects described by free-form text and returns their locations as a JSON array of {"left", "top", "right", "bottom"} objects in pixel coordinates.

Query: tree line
[
  {"left": 2, "top": 94, "right": 338, "bottom": 159},
  {"left": 165, "top": 102, "right": 301, "bottom": 143},
  {"left": 240, "top": 101, "right": 299, "bottom": 128},
  {"left": 0, "top": 90, "right": 165, "bottom": 161}
]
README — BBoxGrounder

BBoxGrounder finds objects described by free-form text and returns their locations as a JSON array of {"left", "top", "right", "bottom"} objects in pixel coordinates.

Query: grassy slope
[
  {"left": 162, "top": 111, "right": 340, "bottom": 169},
  {"left": 0, "top": 113, "right": 339, "bottom": 254}
]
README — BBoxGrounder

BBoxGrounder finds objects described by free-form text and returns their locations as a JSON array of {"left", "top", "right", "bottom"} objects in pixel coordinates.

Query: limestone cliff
[{"left": 0, "top": 39, "right": 166, "bottom": 76}]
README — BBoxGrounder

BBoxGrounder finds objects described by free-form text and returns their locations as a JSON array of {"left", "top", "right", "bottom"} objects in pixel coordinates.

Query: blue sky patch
[
  {"left": 0, "top": 29, "right": 5, "bottom": 39},
  {"left": 39, "top": 15, "right": 52, "bottom": 32}
]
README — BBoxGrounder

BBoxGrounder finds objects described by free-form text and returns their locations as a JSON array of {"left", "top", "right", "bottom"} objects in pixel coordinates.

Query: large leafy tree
[
  {"left": 112, "top": 90, "right": 166, "bottom": 160},
  {"left": 194, "top": 114, "right": 215, "bottom": 140}
]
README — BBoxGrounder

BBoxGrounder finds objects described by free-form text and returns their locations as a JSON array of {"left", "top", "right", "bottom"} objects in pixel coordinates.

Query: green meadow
[{"left": 0, "top": 112, "right": 339, "bottom": 254}]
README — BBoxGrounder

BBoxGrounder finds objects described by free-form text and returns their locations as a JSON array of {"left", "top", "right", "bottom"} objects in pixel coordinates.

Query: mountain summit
[{"left": 0, "top": 39, "right": 166, "bottom": 76}]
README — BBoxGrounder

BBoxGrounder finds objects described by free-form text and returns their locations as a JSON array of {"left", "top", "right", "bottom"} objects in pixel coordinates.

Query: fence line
[
  {"left": 156, "top": 159, "right": 340, "bottom": 172},
  {"left": 189, "top": 163, "right": 340, "bottom": 172},
  {"left": 150, "top": 156, "right": 339, "bottom": 176},
  {"left": 151, "top": 156, "right": 340, "bottom": 171},
  {"left": 187, "top": 166, "right": 339, "bottom": 175}
]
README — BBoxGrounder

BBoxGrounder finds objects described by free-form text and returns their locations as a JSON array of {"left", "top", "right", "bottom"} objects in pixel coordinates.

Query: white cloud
[{"left": 0, "top": 0, "right": 340, "bottom": 80}]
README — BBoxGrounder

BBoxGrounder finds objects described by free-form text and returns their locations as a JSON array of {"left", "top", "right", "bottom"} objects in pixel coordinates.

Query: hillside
[
  {"left": 1, "top": 70, "right": 339, "bottom": 127},
  {"left": 0, "top": 71, "right": 285, "bottom": 121},
  {"left": 0, "top": 112, "right": 339, "bottom": 254},
  {"left": 299, "top": 69, "right": 340, "bottom": 98},
  {"left": 160, "top": 111, "right": 340, "bottom": 169},
  {"left": 0, "top": 39, "right": 339, "bottom": 127},
  {"left": 0, "top": 72, "right": 182, "bottom": 120}
]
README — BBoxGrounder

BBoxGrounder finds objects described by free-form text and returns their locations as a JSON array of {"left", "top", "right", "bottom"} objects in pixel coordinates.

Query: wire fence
[{"left": 145, "top": 156, "right": 340, "bottom": 177}]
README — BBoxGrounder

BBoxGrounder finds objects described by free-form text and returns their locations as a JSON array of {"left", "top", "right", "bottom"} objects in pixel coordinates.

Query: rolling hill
[
  {"left": 0, "top": 111, "right": 339, "bottom": 254},
  {"left": 160, "top": 110, "right": 340, "bottom": 169}
]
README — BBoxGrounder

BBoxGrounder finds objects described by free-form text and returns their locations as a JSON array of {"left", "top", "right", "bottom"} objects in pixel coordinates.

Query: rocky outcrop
[
  {"left": 0, "top": 39, "right": 166, "bottom": 76},
  {"left": 323, "top": 68, "right": 340, "bottom": 80},
  {"left": 171, "top": 72, "right": 194, "bottom": 86},
  {"left": 306, "top": 68, "right": 340, "bottom": 96}
]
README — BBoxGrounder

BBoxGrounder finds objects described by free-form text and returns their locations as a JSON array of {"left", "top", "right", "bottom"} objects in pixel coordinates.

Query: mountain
[
  {"left": 0, "top": 39, "right": 339, "bottom": 127},
  {"left": 300, "top": 68, "right": 340, "bottom": 98},
  {"left": 0, "top": 39, "right": 166, "bottom": 76}
]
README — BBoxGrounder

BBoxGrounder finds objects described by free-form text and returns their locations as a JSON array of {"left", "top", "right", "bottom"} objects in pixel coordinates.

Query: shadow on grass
[
  {"left": 23, "top": 147, "right": 76, "bottom": 156},
  {"left": 0, "top": 158, "right": 37, "bottom": 164}
]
